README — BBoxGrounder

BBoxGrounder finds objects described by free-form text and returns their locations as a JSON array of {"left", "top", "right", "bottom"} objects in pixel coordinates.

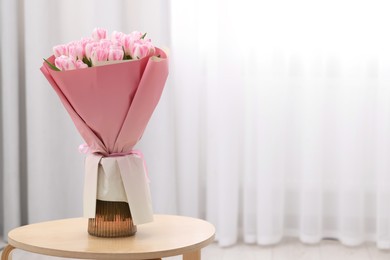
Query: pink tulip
[
  {"left": 75, "top": 60, "right": 88, "bottom": 69},
  {"left": 90, "top": 46, "right": 109, "bottom": 65},
  {"left": 53, "top": 44, "right": 68, "bottom": 57},
  {"left": 68, "top": 41, "right": 84, "bottom": 60},
  {"left": 81, "top": 37, "right": 94, "bottom": 48},
  {"left": 123, "top": 35, "right": 135, "bottom": 57},
  {"left": 131, "top": 43, "right": 150, "bottom": 59},
  {"left": 110, "top": 41, "right": 122, "bottom": 50},
  {"left": 55, "top": 55, "right": 76, "bottom": 71},
  {"left": 92, "top": 28, "right": 107, "bottom": 41},
  {"left": 131, "top": 39, "right": 155, "bottom": 59},
  {"left": 122, "top": 31, "right": 146, "bottom": 57},
  {"left": 129, "top": 31, "right": 143, "bottom": 41},
  {"left": 111, "top": 31, "right": 125, "bottom": 45},
  {"left": 108, "top": 48, "right": 124, "bottom": 61},
  {"left": 99, "top": 39, "right": 112, "bottom": 49},
  {"left": 144, "top": 39, "right": 156, "bottom": 56},
  {"left": 85, "top": 42, "right": 99, "bottom": 59}
]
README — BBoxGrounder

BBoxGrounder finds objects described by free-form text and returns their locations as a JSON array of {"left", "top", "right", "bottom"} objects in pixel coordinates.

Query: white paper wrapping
[
  {"left": 83, "top": 154, "right": 154, "bottom": 225},
  {"left": 97, "top": 157, "right": 127, "bottom": 202}
]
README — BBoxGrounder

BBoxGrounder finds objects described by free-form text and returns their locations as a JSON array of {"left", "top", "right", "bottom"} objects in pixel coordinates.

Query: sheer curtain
[
  {"left": 170, "top": 0, "right": 390, "bottom": 249},
  {"left": 1, "top": 0, "right": 390, "bottom": 257}
]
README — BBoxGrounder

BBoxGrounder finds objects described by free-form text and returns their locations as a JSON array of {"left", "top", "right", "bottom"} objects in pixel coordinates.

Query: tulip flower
[
  {"left": 92, "top": 27, "right": 107, "bottom": 41},
  {"left": 131, "top": 44, "right": 149, "bottom": 59},
  {"left": 111, "top": 31, "right": 125, "bottom": 45},
  {"left": 68, "top": 41, "right": 84, "bottom": 61},
  {"left": 99, "top": 39, "right": 112, "bottom": 49},
  {"left": 85, "top": 42, "right": 100, "bottom": 59},
  {"left": 55, "top": 55, "right": 76, "bottom": 71},
  {"left": 75, "top": 60, "right": 88, "bottom": 69},
  {"left": 129, "top": 31, "right": 143, "bottom": 41},
  {"left": 108, "top": 48, "right": 124, "bottom": 61},
  {"left": 131, "top": 40, "right": 155, "bottom": 59},
  {"left": 123, "top": 35, "right": 135, "bottom": 58},
  {"left": 53, "top": 44, "right": 68, "bottom": 58},
  {"left": 90, "top": 46, "right": 109, "bottom": 65},
  {"left": 81, "top": 37, "right": 94, "bottom": 48}
]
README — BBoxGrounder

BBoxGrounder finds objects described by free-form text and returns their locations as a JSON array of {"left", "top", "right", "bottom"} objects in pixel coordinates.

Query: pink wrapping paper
[{"left": 40, "top": 48, "right": 168, "bottom": 224}]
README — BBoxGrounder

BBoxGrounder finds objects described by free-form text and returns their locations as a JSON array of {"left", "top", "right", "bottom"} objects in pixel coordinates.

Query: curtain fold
[
  {"left": 1, "top": 0, "right": 390, "bottom": 255},
  {"left": 0, "top": 0, "right": 27, "bottom": 241},
  {"left": 169, "top": 0, "right": 390, "bottom": 249}
]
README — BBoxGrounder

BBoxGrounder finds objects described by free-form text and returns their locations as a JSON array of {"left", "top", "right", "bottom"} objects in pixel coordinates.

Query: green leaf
[
  {"left": 82, "top": 57, "right": 92, "bottom": 67},
  {"left": 43, "top": 58, "right": 60, "bottom": 71},
  {"left": 122, "top": 46, "right": 133, "bottom": 60},
  {"left": 122, "top": 46, "right": 126, "bottom": 59},
  {"left": 141, "top": 32, "right": 147, "bottom": 39}
]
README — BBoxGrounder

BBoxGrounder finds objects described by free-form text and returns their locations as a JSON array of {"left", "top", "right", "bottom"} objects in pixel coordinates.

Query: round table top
[{"left": 8, "top": 215, "right": 215, "bottom": 259}]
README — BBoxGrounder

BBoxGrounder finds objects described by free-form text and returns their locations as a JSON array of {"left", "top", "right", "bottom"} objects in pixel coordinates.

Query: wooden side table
[{"left": 1, "top": 215, "right": 215, "bottom": 260}]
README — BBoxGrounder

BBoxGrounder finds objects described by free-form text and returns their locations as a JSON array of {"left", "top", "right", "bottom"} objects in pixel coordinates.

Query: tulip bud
[
  {"left": 111, "top": 31, "right": 125, "bottom": 45},
  {"left": 99, "top": 39, "right": 112, "bottom": 49},
  {"left": 75, "top": 60, "right": 88, "bottom": 69},
  {"left": 90, "top": 46, "right": 109, "bottom": 65},
  {"left": 131, "top": 43, "right": 150, "bottom": 59},
  {"left": 144, "top": 39, "right": 156, "bottom": 56},
  {"left": 68, "top": 41, "right": 84, "bottom": 60},
  {"left": 53, "top": 44, "right": 68, "bottom": 57},
  {"left": 81, "top": 37, "right": 94, "bottom": 48},
  {"left": 108, "top": 48, "right": 124, "bottom": 61},
  {"left": 55, "top": 55, "right": 76, "bottom": 71},
  {"left": 92, "top": 28, "right": 107, "bottom": 41},
  {"left": 85, "top": 42, "right": 99, "bottom": 59},
  {"left": 130, "top": 38, "right": 155, "bottom": 59},
  {"left": 123, "top": 35, "right": 135, "bottom": 57},
  {"left": 129, "top": 31, "right": 143, "bottom": 41}
]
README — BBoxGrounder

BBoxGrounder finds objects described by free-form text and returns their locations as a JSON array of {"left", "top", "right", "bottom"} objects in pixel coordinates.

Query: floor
[{"left": 1, "top": 238, "right": 390, "bottom": 259}]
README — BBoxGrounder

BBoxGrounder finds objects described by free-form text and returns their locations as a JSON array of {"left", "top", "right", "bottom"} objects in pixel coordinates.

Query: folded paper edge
[
  {"left": 116, "top": 156, "right": 154, "bottom": 225},
  {"left": 84, "top": 154, "right": 102, "bottom": 217},
  {"left": 40, "top": 65, "right": 108, "bottom": 155},
  {"left": 114, "top": 53, "right": 169, "bottom": 151}
]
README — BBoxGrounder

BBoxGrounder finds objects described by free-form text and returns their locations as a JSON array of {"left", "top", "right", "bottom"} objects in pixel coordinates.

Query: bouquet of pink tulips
[
  {"left": 40, "top": 28, "right": 169, "bottom": 225},
  {"left": 45, "top": 28, "right": 156, "bottom": 71}
]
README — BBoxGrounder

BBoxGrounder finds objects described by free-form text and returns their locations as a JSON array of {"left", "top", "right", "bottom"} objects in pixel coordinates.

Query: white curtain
[
  {"left": 170, "top": 0, "right": 390, "bottom": 249},
  {"left": 1, "top": 0, "right": 390, "bottom": 257}
]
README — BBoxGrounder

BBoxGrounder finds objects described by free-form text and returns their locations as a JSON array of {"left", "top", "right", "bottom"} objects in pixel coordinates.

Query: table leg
[
  {"left": 183, "top": 250, "right": 200, "bottom": 260},
  {"left": 1, "top": 245, "right": 15, "bottom": 260}
]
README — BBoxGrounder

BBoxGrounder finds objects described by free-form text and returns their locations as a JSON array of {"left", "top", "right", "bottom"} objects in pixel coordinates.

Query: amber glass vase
[{"left": 88, "top": 200, "right": 137, "bottom": 237}]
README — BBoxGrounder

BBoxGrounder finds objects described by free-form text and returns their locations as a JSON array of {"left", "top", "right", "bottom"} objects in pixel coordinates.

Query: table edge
[{"left": 7, "top": 215, "right": 216, "bottom": 259}]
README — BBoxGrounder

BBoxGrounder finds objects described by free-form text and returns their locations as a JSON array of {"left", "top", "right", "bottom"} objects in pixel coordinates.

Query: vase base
[{"left": 88, "top": 200, "right": 137, "bottom": 238}]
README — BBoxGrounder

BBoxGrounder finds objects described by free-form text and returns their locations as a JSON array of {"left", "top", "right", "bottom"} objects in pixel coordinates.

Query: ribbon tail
[
  {"left": 116, "top": 156, "right": 154, "bottom": 225},
  {"left": 83, "top": 154, "right": 102, "bottom": 218}
]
